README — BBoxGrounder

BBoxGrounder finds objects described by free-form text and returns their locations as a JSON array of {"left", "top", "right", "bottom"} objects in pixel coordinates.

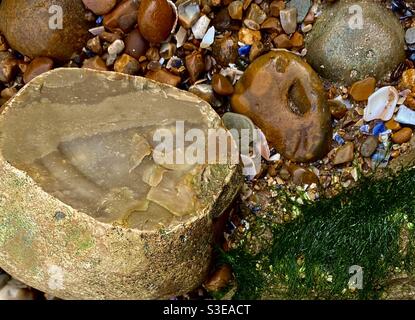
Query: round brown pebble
[
  {"left": 104, "top": 0, "right": 140, "bottom": 32},
  {"left": 82, "top": 0, "right": 116, "bottom": 15},
  {"left": 329, "top": 100, "right": 347, "bottom": 119},
  {"left": 114, "top": 54, "right": 140, "bottom": 75},
  {"left": 392, "top": 127, "right": 413, "bottom": 144},
  {"left": 138, "top": 0, "right": 176, "bottom": 43},
  {"left": 23, "top": 57, "right": 54, "bottom": 84},
  {"left": 360, "top": 135, "right": 378, "bottom": 158},
  {"left": 125, "top": 29, "right": 149, "bottom": 60},
  {"left": 212, "top": 74, "right": 234, "bottom": 96}
]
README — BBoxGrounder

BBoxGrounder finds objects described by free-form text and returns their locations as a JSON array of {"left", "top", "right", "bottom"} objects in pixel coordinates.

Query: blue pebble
[
  {"left": 372, "top": 122, "right": 386, "bottom": 137},
  {"left": 96, "top": 16, "right": 104, "bottom": 25},
  {"left": 238, "top": 45, "right": 251, "bottom": 57},
  {"left": 333, "top": 133, "right": 345, "bottom": 145},
  {"left": 410, "top": 52, "right": 415, "bottom": 63},
  {"left": 360, "top": 125, "right": 370, "bottom": 134}
]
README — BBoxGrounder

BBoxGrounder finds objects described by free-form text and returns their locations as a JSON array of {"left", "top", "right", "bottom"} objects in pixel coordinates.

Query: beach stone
[
  {"left": 103, "top": 0, "right": 140, "bottom": 33},
  {"left": 333, "top": 142, "right": 354, "bottom": 165},
  {"left": 212, "top": 74, "right": 234, "bottom": 96},
  {"left": 406, "top": 27, "right": 415, "bottom": 45},
  {"left": 287, "top": 0, "right": 311, "bottom": 23},
  {"left": 231, "top": 51, "right": 332, "bottom": 162},
  {"left": 23, "top": 57, "right": 54, "bottom": 84},
  {"left": 0, "top": 52, "right": 18, "bottom": 83},
  {"left": 350, "top": 77, "right": 376, "bottom": 102},
  {"left": 138, "top": 0, "right": 176, "bottom": 43},
  {"left": 386, "top": 119, "right": 401, "bottom": 132},
  {"left": 329, "top": 100, "right": 348, "bottom": 120},
  {"left": 204, "top": 265, "right": 233, "bottom": 292},
  {"left": 228, "top": 1, "right": 243, "bottom": 20},
  {"left": 0, "top": 0, "right": 93, "bottom": 61},
  {"left": 145, "top": 68, "right": 181, "bottom": 87},
  {"left": 288, "top": 164, "right": 319, "bottom": 186},
  {"left": 114, "top": 54, "right": 140, "bottom": 75},
  {"left": 82, "top": 0, "right": 117, "bottom": 15},
  {"left": 305, "top": 0, "right": 405, "bottom": 85},
  {"left": 392, "top": 128, "right": 413, "bottom": 144},
  {"left": 280, "top": 7, "right": 297, "bottom": 34},
  {"left": 125, "top": 29, "right": 149, "bottom": 60},
  {"left": 0, "top": 68, "right": 241, "bottom": 299},
  {"left": 360, "top": 136, "right": 378, "bottom": 158},
  {"left": 185, "top": 51, "right": 205, "bottom": 83},
  {"left": 212, "top": 34, "right": 239, "bottom": 67},
  {"left": 82, "top": 56, "right": 108, "bottom": 71},
  {"left": 238, "top": 27, "right": 262, "bottom": 45}
]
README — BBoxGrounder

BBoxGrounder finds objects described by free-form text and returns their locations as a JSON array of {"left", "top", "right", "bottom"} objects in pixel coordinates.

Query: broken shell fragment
[
  {"left": 0, "top": 68, "right": 242, "bottom": 299},
  {"left": 396, "top": 105, "right": 415, "bottom": 126},
  {"left": 363, "top": 86, "right": 399, "bottom": 122}
]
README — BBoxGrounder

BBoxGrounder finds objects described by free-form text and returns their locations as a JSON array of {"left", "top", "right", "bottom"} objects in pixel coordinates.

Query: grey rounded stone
[
  {"left": 305, "top": 0, "right": 405, "bottom": 85},
  {"left": 406, "top": 27, "right": 415, "bottom": 45}
]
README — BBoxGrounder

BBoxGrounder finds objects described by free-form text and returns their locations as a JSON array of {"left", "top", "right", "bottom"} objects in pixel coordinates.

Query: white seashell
[
  {"left": 200, "top": 26, "right": 215, "bottom": 49},
  {"left": 240, "top": 154, "right": 258, "bottom": 179},
  {"left": 332, "top": 95, "right": 352, "bottom": 109},
  {"left": 363, "top": 86, "right": 399, "bottom": 122},
  {"left": 192, "top": 15, "right": 211, "bottom": 40},
  {"left": 395, "top": 105, "right": 415, "bottom": 126}
]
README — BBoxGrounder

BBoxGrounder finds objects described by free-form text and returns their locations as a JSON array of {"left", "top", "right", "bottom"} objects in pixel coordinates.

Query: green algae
[{"left": 222, "top": 167, "right": 415, "bottom": 299}]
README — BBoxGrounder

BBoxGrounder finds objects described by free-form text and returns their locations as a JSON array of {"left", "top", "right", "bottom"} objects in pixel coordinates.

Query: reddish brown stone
[
  {"left": 212, "top": 74, "right": 234, "bottom": 96},
  {"left": 114, "top": 54, "right": 140, "bottom": 75},
  {"left": 103, "top": 0, "right": 140, "bottom": 33},
  {"left": 82, "top": 0, "right": 117, "bottom": 15},
  {"left": 146, "top": 68, "right": 181, "bottom": 87},
  {"left": 231, "top": 51, "right": 332, "bottom": 162},
  {"left": 125, "top": 29, "right": 149, "bottom": 60},
  {"left": 185, "top": 51, "right": 205, "bottom": 83},
  {"left": 82, "top": 56, "right": 108, "bottom": 71},
  {"left": 23, "top": 57, "right": 54, "bottom": 84}
]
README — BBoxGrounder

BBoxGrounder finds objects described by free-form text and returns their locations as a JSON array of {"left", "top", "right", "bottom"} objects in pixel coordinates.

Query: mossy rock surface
[{"left": 0, "top": 68, "right": 242, "bottom": 299}]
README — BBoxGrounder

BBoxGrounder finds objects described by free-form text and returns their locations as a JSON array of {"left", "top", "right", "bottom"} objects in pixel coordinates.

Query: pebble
[
  {"left": 0, "top": 0, "right": 92, "bottom": 61},
  {"left": 286, "top": 0, "right": 311, "bottom": 23},
  {"left": 270, "top": 0, "right": 285, "bottom": 17},
  {"left": 0, "top": 52, "right": 18, "bottom": 83},
  {"left": 349, "top": 77, "right": 376, "bottom": 102},
  {"left": 360, "top": 136, "right": 378, "bottom": 158},
  {"left": 392, "top": 127, "right": 413, "bottom": 144},
  {"left": 212, "top": 34, "right": 239, "bottom": 66},
  {"left": 175, "top": 26, "right": 188, "bottom": 48},
  {"left": 178, "top": 1, "right": 200, "bottom": 29},
  {"left": 280, "top": 7, "right": 297, "bottom": 34},
  {"left": 103, "top": 0, "right": 140, "bottom": 32},
  {"left": 249, "top": 41, "right": 264, "bottom": 61},
  {"left": 364, "top": 86, "right": 399, "bottom": 122},
  {"left": 82, "top": 0, "right": 117, "bottom": 15},
  {"left": 329, "top": 100, "right": 348, "bottom": 119},
  {"left": 290, "top": 32, "right": 304, "bottom": 47},
  {"left": 406, "top": 27, "right": 415, "bottom": 45},
  {"left": 204, "top": 265, "right": 233, "bottom": 292},
  {"left": 185, "top": 51, "right": 205, "bottom": 83},
  {"left": 86, "top": 36, "right": 102, "bottom": 55},
  {"left": 288, "top": 164, "right": 319, "bottom": 186},
  {"left": 0, "top": 282, "right": 35, "bottom": 300},
  {"left": 1, "top": 87, "right": 17, "bottom": 100},
  {"left": 231, "top": 51, "right": 331, "bottom": 162},
  {"left": 145, "top": 68, "right": 181, "bottom": 87},
  {"left": 399, "top": 69, "right": 415, "bottom": 90},
  {"left": 228, "top": 1, "right": 243, "bottom": 20},
  {"left": 261, "top": 17, "right": 282, "bottom": 33},
  {"left": 212, "top": 74, "right": 234, "bottom": 96},
  {"left": 189, "top": 84, "right": 222, "bottom": 108},
  {"left": 238, "top": 27, "right": 261, "bottom": 45},
  {"left": 138, "top": 0, "right": 176, "bottom": 43},
  {"left": 108, "top": 39, "right": 125, "bottom": 56},
  {"left": 273, "top": 34, "right": 292, "bottom": 49},
  {"left": 333, "top": 142, "right": 354, "bottom": 165},
  {"left": 396, "top": 105, "right": 415, "bottom": 126},
  {"left": 114, "top": 54, "right": 140, "bottom": 75},
  {"left": 246, "top": 4, "right": 267, "bottom": 25},
  {"left": 82, "top": 56, "right": 108, "bottom": 71},
  {"left": 192, "top": 15, "right": 211, "bottom": 40},
  {"left": 305, "top": 1, "right": 405, "bottom": 85},
  {"left": 385, "top": 119, "right": 401, "bottom": 132},
  {"left": 23, "top": 57, "right": 53, "bottom": 84},
  {"left": 222, "top": 112, "right": 256, "bottom": 150},
  {"left": 125, "top": 29, "right": 149, "bottom": 60}
]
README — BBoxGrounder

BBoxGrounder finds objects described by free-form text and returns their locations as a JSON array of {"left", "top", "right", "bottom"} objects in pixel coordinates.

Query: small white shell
[
  {"left": 363, "top": 86, "right": 399, "bottom": 122},
  {"left": 395, "top": 105, "right": 415, "bottom": 126}
]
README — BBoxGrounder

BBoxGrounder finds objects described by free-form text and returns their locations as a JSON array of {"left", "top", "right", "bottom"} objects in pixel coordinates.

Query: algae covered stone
[
  {"left": 0, "top": 68, "right": 241, "bottom": 299},
  {"left": 305, "top": 0, "right": 405, "bottom": 85},
  {"left": 231, "top": 50, "right": 332, "bottom": 162},
  {"left": 0, "top": 0, "right": 92, "bottom": 61}
]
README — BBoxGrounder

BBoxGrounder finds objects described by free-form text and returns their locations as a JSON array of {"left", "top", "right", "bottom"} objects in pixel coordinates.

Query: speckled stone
[
  {"left": 305, "top": 0, "right": 405, "bottom": 85},
  {"left": 0, "top": 0, "right": 92, "bottom": 61}
]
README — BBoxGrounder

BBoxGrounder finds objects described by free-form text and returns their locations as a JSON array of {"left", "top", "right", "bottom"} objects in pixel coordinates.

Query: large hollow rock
[
  {"left": 305, "top": 0, "right": 405, "bottom": 85},
  {"left": 0, "top": 68, "right": 242, "bottom": 299},
  {"left": 0, "top": 0, "right": 92, "bottom": 61}
]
